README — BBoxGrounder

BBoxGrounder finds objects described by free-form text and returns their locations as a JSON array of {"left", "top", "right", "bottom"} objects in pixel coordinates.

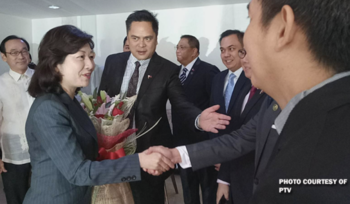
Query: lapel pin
[
  {"left": 273, "top": 104, "right": 279, "bottom": 111},
  {"left": 148, "top": 75, "right": 152, "bottom": 79}
]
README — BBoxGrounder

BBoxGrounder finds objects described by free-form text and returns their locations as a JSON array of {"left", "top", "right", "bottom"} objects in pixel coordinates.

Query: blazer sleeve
[
  {"left": 167, "top": 67, "right": 201, "bottom": 131},
  {"left": 187, "top": 111, "right": 259, "bottom": 171},
  {"left": 217, "top": 162, "right": 231, "bottom": 183},
  {"left": 31, "top": 100, "right": 141, "bottom": 186}
]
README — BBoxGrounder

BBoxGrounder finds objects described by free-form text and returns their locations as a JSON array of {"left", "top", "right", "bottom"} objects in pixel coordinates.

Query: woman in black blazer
[{"left": 24, "top": 25, "right": 173, "bottom": 204}]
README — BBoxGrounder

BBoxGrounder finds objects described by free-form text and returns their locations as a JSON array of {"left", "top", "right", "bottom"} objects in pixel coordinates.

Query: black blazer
[
  {"left": 184, "top": 96, "right": 280, "bottom": 198},
  {"left": 251, "top": 76, "right": 350, "bottom": 204},
  {"left": 172, "top": 58, "right": 220, "bottom": 146},
  {"left": 209, "top": 69, "right": 251, "bottom": 138},
  {"left": 99, "top": 52, "right": 201, "bottom": 153},
  {"left": 185, "top": 96, "right": 278, "bottom": 171},
  {"left": 218, "top": 90, "right": 267, "bottom": 204}
]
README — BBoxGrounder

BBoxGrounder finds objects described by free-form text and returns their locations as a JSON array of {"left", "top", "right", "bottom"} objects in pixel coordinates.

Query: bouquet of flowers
[{"left": 78, "top": 89, "right": 160, "bottom": 204}]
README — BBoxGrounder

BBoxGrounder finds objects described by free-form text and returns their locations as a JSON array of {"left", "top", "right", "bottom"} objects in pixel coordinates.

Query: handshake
[
  {"left": 138, "top": 146, "right": 181, "bottom": 176},
  {"left": 137, "top": 104, "right": 231, "bottom": 175}
]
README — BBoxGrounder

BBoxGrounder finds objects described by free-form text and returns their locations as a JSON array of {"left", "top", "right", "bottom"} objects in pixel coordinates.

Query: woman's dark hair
[{"left": 28, "top": 25, "right": 94, "bottom": 97}]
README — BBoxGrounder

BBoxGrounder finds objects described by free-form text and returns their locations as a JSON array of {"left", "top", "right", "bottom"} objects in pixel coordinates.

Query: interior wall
[
  {"left": 31, "top": 3, "right": 249, "bottom": 71},
  {"left": 0, "top": 13, "right": 32, "bottom": 75}
]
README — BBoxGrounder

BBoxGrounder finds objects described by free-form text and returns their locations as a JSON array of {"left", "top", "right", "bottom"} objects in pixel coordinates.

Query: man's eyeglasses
[
  {"left": 6, "top": 49, "right": 29, "bottom": 57},
  {"left": 238, "top": 49, "right": 247, "bottom": 59},
  {"left": 175, "top": 46, "right": 190, "bottom": 50}
]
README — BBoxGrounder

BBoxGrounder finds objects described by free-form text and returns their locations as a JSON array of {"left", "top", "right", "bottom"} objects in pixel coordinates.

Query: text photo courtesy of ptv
[{"left": 278, "top": 178, "right": 348, "bottom": 193}]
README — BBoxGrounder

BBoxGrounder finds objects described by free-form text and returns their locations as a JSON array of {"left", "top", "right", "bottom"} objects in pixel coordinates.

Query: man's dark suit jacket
[
  {"left": 172, "top": 58, "right": 220, "bottom": 146},
  {"left": 183, "top": 96, "right": 280, "bottom": 196},
  {"left": 250, "top": 76, "right": 350, "bottom": 204},
  {"left": 186, "top": 75, "right": 350, "bottom": 203},
  {"left": 99, "top": 52, "right": 201, "bottom": 152},
  {"left": 24, "top": 92, "right": 140, "bottom": 204},
  {"left": 218, "top": 90, "right": 267, "bottom": 204},
  {"left": 209, "top": 69, "right": 251, "bottom": 138}
]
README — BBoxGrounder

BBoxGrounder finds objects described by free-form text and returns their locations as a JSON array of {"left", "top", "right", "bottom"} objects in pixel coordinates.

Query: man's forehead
[
  {"left": 6, "top": 39, "right": 27, "bottom": 49},
  {"left": 220, "top": 35, "right": 241, "bottom": 48}
]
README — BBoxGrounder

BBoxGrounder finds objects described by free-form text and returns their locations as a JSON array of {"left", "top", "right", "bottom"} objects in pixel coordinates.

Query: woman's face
[{"left": 57, "top": 43, "right": 95, "bottom": 91}]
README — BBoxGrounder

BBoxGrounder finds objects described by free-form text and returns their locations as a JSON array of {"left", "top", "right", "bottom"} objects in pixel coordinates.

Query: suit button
[
  {"left": 254, "top": 178, "right": 259, "bottom": 185},
  {"left": 127, "top": 176, "right": 132, "bottom": 181},
  {"left": 121, "top": 177, "right": 126, "bottom": 182},
  {"left": 132, "top": 176, "right": 136, "bottom": 180}
]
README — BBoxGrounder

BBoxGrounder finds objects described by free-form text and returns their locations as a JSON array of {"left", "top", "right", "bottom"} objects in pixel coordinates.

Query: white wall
[
  {"left": 0, "top": 14, "right": 32, "bottom": 75},
  {"left": 32, "top": 3, "right": 249, "bottom": 71}
]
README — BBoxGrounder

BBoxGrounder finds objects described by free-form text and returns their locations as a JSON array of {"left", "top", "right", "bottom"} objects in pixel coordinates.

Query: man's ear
[
  {"left": 275, "top": 5, "right": 298, "bottom": 51},
  {"left": 55, "top": 64, "right": 61, "bottom": 73},
  {"left": 1, "top": 53, "right": 7, "bottom": 62}
]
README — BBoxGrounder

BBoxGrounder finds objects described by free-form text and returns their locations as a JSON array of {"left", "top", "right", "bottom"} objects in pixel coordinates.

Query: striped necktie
[{"left": 179, "top": 67, "right": 188, "bottom": 85}]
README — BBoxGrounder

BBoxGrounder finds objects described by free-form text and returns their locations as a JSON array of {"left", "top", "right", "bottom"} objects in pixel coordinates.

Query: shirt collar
[
  {"left": 274, "top": 70, "right": 350, "bottom": 134},
  {"left": 228, "top": 67, "right": 243, "bottom": 78},
  {"left": 181, "top": 57, "right": 199, "bottom": 71},
  {"left": 9, "top": 67, "right": 32, "bottom": 81},
  {"left": 129, "top": 53, "right": 151, "bottom": 67}
]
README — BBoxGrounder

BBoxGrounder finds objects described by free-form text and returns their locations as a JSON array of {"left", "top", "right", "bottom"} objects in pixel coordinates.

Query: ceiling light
[{"left": 49, "top": 5, "right": 60, "bottom": 9}]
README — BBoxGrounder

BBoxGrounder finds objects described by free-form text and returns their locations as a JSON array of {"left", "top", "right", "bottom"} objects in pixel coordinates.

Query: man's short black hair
[
  {"left": 0, "top": 35, "right": 29, "bottom": 54},
  {"left": 219, "top": 30, "right": 244, "bottom": 47},
  {"left": 258, "top": 0, "right": 350, "bottom": 73},
  {"left": 181, "top": 35, "right": 200, "bottom": 54},
  {"left": 126, "top": 10, "right": 159, "bottom": 36},
  {"left": 123, "top": 36, "right": 127, "bottom": 46}
]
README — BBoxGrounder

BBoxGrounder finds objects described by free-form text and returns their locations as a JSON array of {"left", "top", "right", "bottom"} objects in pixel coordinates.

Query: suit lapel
[
  {"left": 255, "top": 101, "right": 280, "bottom": 168},
  {"left": 227, "top": 73, "right": 250, "bottom": 113},
  {"left": 136, "top": 53, "right": 162, "bottom": 106},
  {"left": 113, "top": 52, "right": 130, "bottom": 95},
  {"left": 216, "top": 70, "right": 228, "bottom": 112},
  {"left": 183, "top": 58, "right": 200, "bottom": 87},
  {"left": 241, "top": 91, "right": 264, "bottom": 119},
  {"left": 59, "top": 93, "right": 97, "bottom": 142}
]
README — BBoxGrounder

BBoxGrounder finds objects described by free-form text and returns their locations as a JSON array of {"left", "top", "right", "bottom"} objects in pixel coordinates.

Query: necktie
[
  {"left": 179, "top": 67, "right": 188, "bottom": 85},
  {"left": 224, "top": 73, "right": 236, "bottom": 112},
  {"left": 127, "top": 61, "right": 141, "bottom": 97},
  {"left": 248, "top": 86, "right": 257, "bottom": 101}
]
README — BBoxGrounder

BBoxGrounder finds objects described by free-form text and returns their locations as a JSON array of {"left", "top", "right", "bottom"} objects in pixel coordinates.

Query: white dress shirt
[
  {"left": 120, "top": 53, "right": 150, "bottom": 95},
  {"left": 223, "top": 68, "right": 243, "bottom": 95},
  {"left": 241, "top": 88, "right": 251, "bottom": 113},
  {"left": 0, "top": 68, "right": 34, "bottom": 164},
  {"left": 179, "top": 57, "right": 199, "bottom": 78}
]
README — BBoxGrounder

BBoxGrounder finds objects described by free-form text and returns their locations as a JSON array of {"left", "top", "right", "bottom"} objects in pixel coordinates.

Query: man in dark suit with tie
[
  {"left": 210, "top": 30, "right": 251, "bottom": 139},
  {"left": 210, "top": 30, "right": 265, "bottom": 204},
  {"left": 99, "top": 10, "right": 230, "bottom": 204},
  {"left": 172, "top": 35, "right": 220, "bottom": 204},
  {"left": 217, "top": 49, "right": 266, "bottom": 204}
]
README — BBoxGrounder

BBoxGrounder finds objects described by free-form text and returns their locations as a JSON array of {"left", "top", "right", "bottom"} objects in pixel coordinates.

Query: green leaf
[
  {"left": 81, "top": 93, "right": 93, "bottom": 111},
  {"left": 93, "top": 87, "right": 98, "bottom": 99},
  {"left": 100, "top": 90, "right": 107, "bottom": 102}
]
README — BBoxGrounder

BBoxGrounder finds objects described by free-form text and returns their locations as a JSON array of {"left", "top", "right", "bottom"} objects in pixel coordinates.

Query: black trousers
[
  {"left": 180, "top": 166, "right": 218, "bottom": 204},
  {"left": 129, "top": 169, "right": 172, "bottom": 204},
  {"left": 1, "top": 162, "right": 31, "bottom": 204}
]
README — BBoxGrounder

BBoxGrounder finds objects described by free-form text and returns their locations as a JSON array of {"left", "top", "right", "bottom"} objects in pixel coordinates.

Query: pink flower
[{"left": 95, "top": 103, "right": 109, "bottom": 116}]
